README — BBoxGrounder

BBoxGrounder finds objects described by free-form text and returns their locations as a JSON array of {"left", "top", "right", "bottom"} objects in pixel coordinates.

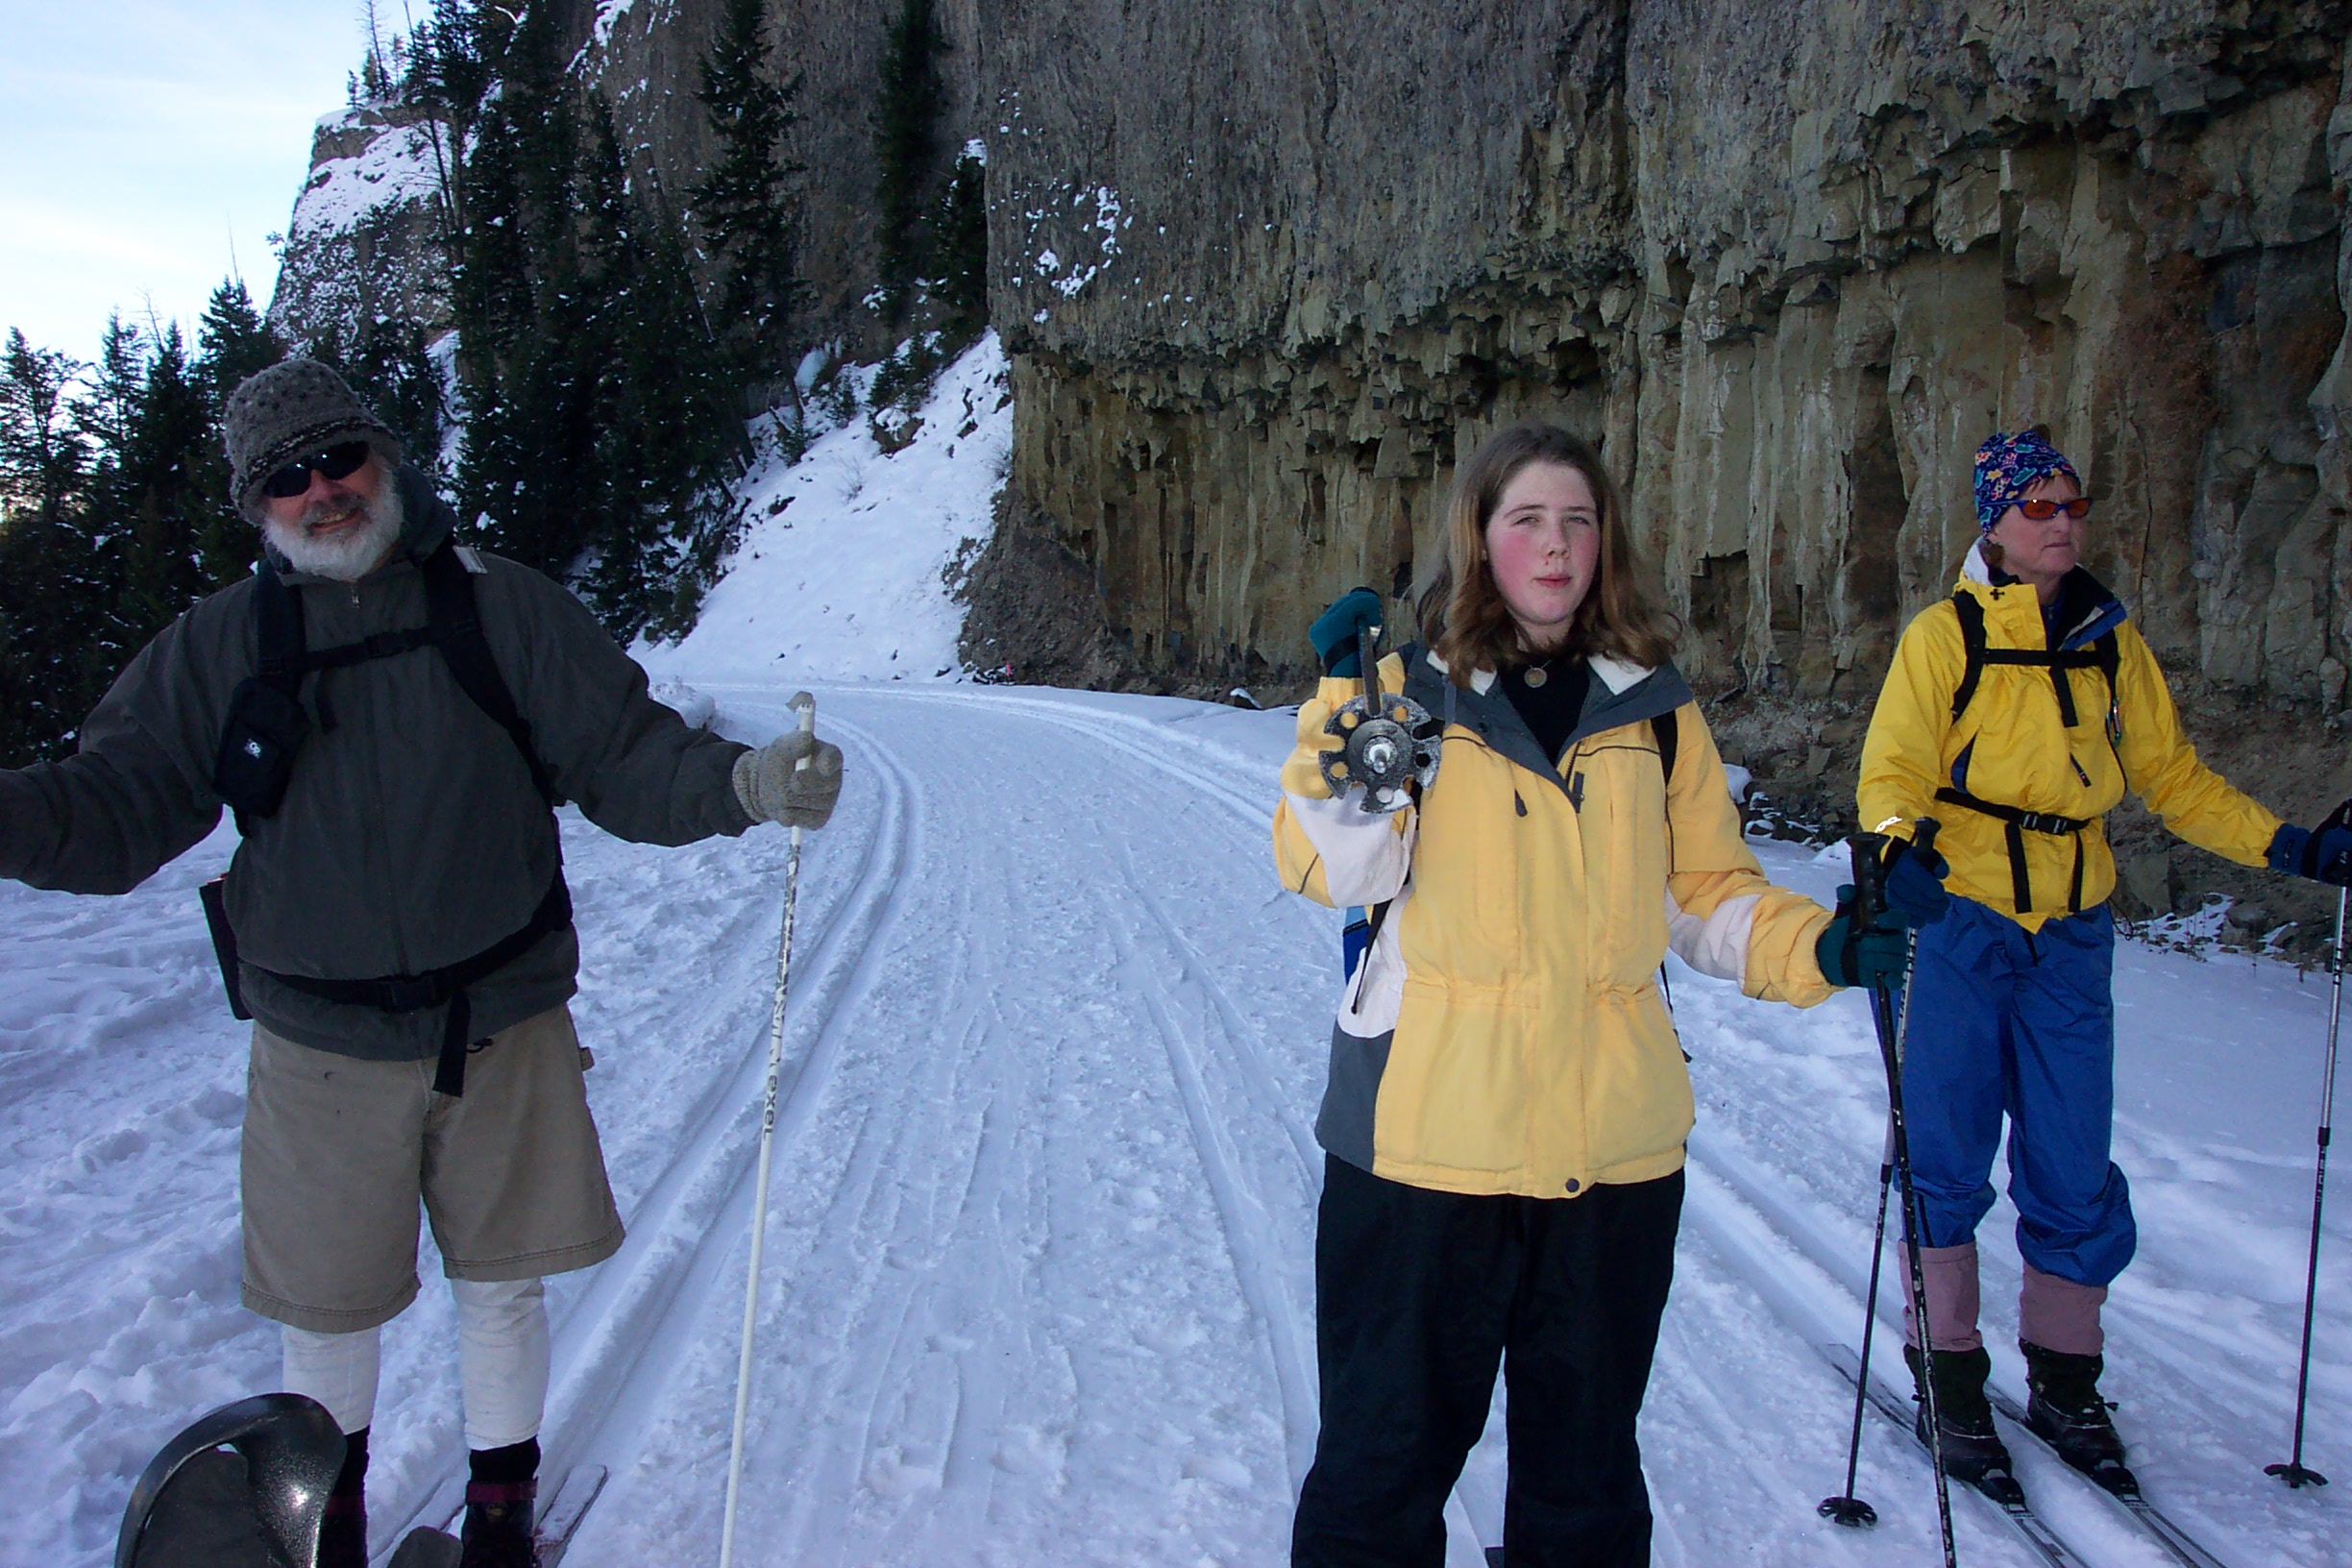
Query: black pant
[{"left": 1291, "top": 1157, "right": 1684, "bottom": 1568}]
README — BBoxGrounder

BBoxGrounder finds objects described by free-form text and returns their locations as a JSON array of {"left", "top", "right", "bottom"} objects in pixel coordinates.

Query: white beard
[{"left": 262, "top": 480, "right": 404, "bottom": 581}]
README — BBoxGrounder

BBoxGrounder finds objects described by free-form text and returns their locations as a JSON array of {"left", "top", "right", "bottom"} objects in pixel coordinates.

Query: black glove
[
  {"left": 1880, "top": 837, "right": 1950, "bottom": 926},
  {"left": 1311, "top": 588, "right": 1384, "bottom": 677},
  {"left": 1815, "top": 884, "right": 1912, "bottom": 991},
  {"left": 2269, "top": 797, "right": 2352, "bottom": 886}
]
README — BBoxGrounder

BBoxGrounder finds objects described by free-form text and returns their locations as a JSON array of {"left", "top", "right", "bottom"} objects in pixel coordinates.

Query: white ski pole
[{"left": 720, "top": 692, "right": 817, "bottom": 1568}]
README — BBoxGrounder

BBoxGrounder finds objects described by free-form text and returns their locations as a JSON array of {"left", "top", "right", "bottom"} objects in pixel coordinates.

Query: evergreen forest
[{"left": 1, "top": 0, "right": 986, "bottom": 770}]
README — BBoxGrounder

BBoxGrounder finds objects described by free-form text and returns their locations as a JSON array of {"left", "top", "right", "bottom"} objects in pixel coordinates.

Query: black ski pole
[
  {"left": 1821, "top": 1124, "right": 1896, "bottom": 1527},
  {"left": 2268, "top": 881, "right": 2345, "bottom": 1490},
  {"left": 1856, "top": 821, "right": 1957, "bottom": 1566}
]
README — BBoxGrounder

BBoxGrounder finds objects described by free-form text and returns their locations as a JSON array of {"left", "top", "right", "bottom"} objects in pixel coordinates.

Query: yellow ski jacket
[
  {"left": 1274, "top": 647, "right": 1835, "bottom": 1200},
  {"left": 1857, "top": 542, "right": 2281, "bottom": 931}
]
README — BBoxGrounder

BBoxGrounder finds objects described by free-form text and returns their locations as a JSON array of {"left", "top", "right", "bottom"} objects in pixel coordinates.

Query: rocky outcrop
[
  {"left": 267, "top": 1, "right": 2352, "bottom": 940},
  {"left": 989, "top": 3, "right": 2352, "bottom": 710},
  {"left": 268, "top": 101, "right": 453, "bottom": 347},
  {"left": 965, "top": 0, "right": 2352, "bottom": 944}
]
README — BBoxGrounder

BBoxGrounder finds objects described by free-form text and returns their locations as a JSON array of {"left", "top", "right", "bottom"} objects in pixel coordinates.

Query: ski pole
[
  {"left": 720, "top": 692, "right": 817, "bottom": 1568},
  {"left": 2268, "top": 881, "right": 2345, "bottom": 1490},
  {"left": 1819, "top": 1120, "right": 1895, "bottom": 1527},
  {"left": 1855, "top": 821, "right": 1957, "bottom": 1567}
]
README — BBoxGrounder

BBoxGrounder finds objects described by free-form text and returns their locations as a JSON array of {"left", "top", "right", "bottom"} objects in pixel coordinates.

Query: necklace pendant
[{"left": 1524, "top": 666, "right": 1548, "bottom": 688}]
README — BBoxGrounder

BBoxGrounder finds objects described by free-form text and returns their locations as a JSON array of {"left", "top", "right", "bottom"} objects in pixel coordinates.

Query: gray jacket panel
[{"left": 0, "top": 466, "right": 755, "bottom": 1059}]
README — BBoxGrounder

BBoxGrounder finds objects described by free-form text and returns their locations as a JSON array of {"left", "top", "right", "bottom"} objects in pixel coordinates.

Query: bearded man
[{"left": 0, "top": 359, "right": 842, "bottom": 1567}]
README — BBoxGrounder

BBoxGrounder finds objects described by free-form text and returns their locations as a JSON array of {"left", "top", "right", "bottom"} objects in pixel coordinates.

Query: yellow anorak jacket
[
  {"left": 1857, "top": 541, "right": 2281, "bottom": 931},
  {"left": 1273, "top": 646, "right": 1835, "bottom": 1200}
]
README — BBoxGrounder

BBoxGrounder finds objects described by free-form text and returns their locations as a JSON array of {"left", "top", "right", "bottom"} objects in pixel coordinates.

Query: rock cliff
[
  {"left": 977, "top": 0, "right": 2352, "bottom": 942},
  {"left": 270, "top": 1, "right": 2352, "bottom": 939}
]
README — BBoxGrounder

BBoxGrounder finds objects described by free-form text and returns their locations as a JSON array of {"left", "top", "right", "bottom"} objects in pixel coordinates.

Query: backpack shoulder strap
[
  {"left": 420, "top": 540, "right": 561, "bottom": 805},
  {"left": 254, "top": 561, "right": 306, "bottom": 689},
  {"left": 1948, "top": 591, "right": 1988, "bottom": 722},
  {"left": 1654, "top": 707, "right": 1678, "bottom": 790}
]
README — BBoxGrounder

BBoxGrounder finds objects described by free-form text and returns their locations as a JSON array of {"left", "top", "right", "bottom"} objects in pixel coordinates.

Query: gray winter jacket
[{"left": 0, "top": 465, "right": 755, "bottom": 1059}]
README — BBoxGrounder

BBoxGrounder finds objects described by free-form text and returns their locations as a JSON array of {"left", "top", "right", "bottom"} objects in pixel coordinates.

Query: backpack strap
[
  {"left": 1949, "top": 592, "right": 1988, "bottom": 722},
  {"left": 254, "top": 561, "right": 306, "bottom": 689},
  {"left": 419, "top": 540, "right": 561, "bottom": 805}
]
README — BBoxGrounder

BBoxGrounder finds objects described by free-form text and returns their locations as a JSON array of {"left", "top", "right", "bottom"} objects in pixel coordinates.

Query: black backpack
[
  {"left": 200, "top": 538, "right": 568, "bottom": 1097},
  {"left": 1931, "top": 590, "right": 2121, "bottom": 914}
]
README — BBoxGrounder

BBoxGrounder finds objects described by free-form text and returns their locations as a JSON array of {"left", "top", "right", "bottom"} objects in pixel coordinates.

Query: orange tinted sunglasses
[{"left": 2014, "top": 497, "right": 2093, "bottom": 521}]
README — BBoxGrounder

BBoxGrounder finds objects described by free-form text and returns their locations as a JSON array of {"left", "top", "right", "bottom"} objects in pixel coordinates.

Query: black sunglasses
[{"left": 260, "top": 441, "right": 372, "bottom": 500}]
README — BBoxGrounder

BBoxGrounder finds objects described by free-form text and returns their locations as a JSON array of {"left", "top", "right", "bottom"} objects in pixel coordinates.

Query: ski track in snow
[{"left": 4, "top": 682, "right": 2348, "bottom": 1566}]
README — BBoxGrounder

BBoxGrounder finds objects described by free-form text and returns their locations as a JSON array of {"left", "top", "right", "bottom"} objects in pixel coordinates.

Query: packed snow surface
[
  {"left": 635, "top": 334, "right": 1010, "bottom": 688},
  {"left": 4, "top": 685, "right": 2349, "bottom": 1566},
  {"left": 6, "top": 334, "right": 2348, "bottom": 1566}
]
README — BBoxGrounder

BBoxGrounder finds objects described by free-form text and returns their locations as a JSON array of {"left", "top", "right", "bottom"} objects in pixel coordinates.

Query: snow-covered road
[{"left": 4, "top": 683, "right": 2348, "bottom": 1566}]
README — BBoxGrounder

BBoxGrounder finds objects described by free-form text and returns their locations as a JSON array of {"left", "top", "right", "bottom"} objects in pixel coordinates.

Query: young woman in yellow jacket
[
  {"left": 1856, "top": 429, "right": 2352, "bottom": 1492},
  {"left": 1274, "top": 422, "right": 1918, "bottom": 1568}
]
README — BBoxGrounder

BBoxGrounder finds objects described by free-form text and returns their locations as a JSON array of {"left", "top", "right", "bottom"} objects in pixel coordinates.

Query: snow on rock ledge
[
  {"left": 268, "top": 104, "right": 450, "bottom": 351},
  {"left": 637, "top": 332, "right": 1012, "bottom": 686}
]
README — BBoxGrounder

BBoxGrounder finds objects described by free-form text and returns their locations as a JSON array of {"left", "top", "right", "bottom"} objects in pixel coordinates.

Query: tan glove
[{"left": 732, "top": 726, "right": 844, "bottom": 828}]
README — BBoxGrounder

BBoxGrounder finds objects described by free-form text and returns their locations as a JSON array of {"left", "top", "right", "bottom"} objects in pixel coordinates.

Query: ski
[
  {"left": 533, "top": 1463, "right": 608, "bottom": 1567},
  {"left": 380, "top": 1464, "right": 607, "bottom": 1568},
  {"left": 1985, "top": 1388, "right": 2231, "bottom": 1568},
  {"left": 1819, "top": 1344, "right": 2083, "bottom": 1568}
]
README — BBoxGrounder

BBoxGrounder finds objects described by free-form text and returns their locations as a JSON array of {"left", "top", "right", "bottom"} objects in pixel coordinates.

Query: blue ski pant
[{"left": 1899, "top": 895, "right": 2137, "bottom": 1288}]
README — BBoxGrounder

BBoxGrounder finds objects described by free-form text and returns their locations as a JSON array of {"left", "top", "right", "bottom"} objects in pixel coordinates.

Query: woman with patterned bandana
[{"left": 1856, "top": 428, "right": 2352, "bottom": 1493}]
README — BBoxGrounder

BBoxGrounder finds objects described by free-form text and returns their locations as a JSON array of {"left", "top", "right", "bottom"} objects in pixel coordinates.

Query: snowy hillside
[
  {"left": 6, "top": 688, "right": 2350, "bottom": 1566},
  {"left": 636, "top": 334, "right": 1011, "bottom": 686}
]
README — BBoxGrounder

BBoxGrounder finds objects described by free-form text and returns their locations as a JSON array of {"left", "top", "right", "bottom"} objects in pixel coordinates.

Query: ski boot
[
  {"left": 459, "top": 1477, "right": 538, "bottom": 1568},
  {"left": 317, "top": 1489, "right": 368, "bottom": 1568},
  {"left": 1905, "top": 1343, "right": 2021, "bottom": 1500},
  {"left": 2021, "top": 1341, "right": 2138, "bottom": 1496}
]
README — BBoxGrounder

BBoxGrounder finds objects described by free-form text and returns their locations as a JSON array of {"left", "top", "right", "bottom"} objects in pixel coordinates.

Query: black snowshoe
[
  {"left": 1905, "top": 1343, "right": 2023, "bottom": 1500},
  {"left": 2021, "top": 1341, "right": 2139, "bottom": 1495},
  {"left": 114, "top": 1393, "right": 345, "bottom": 1568}
]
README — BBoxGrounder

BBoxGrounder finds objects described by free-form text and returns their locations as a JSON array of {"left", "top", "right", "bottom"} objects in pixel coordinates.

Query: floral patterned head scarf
[{"left": 1972, "top": 429, "right": 2078, "bottom": 532}]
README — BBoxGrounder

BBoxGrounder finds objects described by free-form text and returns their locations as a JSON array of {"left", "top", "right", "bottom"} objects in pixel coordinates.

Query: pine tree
[
  {"left": 581, "top": 105, "right": 744, "bottom": 642},
  {"left": 106, "top": 325, "right": 219, "bottom": 641},
  {"left": 0, "top": 332, "right": 108, "bottom": 765},
  {"left": 693, "top": 0, "right": 804, "bottom": 387},
  {"left": 935, "top": 147, "right": 988, "bottom": 341},
  {"left": 0, "top": 331, "right": 88, "bottom": 527},
  {"left": 872, "top": 0, "right": 944, "bottom": 320},
  {"left": 195, "top": 280, "right": 284, "bottom": 406},
  {"left": 3, "top": 329, "right": 118, "bottom": 763}
]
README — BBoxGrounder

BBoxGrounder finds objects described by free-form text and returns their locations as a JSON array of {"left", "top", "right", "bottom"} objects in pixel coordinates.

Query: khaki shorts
[{"left": 240, "top": 1005, "right": 625, "bottom": 1333}]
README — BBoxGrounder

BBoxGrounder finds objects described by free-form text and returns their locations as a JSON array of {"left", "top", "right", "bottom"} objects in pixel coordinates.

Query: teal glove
[
  {"left": 1311, "top": 588, "right": 1384, "bottom": 677},
  {"left": 1815, "top": 884, "right": 1912, "bottom": 991}
]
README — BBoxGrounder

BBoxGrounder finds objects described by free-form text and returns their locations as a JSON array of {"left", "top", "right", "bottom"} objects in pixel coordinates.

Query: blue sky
[{"left": 1, "top": 3, "right": 367, "bottom": 366}]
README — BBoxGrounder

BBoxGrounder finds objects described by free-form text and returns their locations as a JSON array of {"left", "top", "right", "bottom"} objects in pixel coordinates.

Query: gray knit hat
[{"left": 223, "top": 358, "right": 403, "bottom": 521}]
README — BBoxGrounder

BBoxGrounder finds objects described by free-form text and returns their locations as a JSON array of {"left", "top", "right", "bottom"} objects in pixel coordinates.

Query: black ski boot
[
  {"left": 2022, "top": 1341, "right": 2138, "bottom": 1495},
  {"left": 1905, "top": 1343, "right": 2021, "bottom": 1499},
  {"left": 459, "top": 1477, "right": 537, "bottom": 1568},
  {"left": 461, "top": 1439, "right": 541, "bottom": 1568}
]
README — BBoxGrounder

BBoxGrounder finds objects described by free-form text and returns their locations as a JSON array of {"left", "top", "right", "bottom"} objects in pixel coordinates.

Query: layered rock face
[
  {"left": 990, "top": 3, "right": 2352, "bottom": 719},
  {"left": 270, "top": 1, "right": 2352, "bottom": 934}
]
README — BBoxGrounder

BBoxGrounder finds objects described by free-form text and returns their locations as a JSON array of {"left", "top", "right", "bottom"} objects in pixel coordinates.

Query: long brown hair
[{"left": 1416, "top": 421, "right": 1678, "bottom": 680}]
